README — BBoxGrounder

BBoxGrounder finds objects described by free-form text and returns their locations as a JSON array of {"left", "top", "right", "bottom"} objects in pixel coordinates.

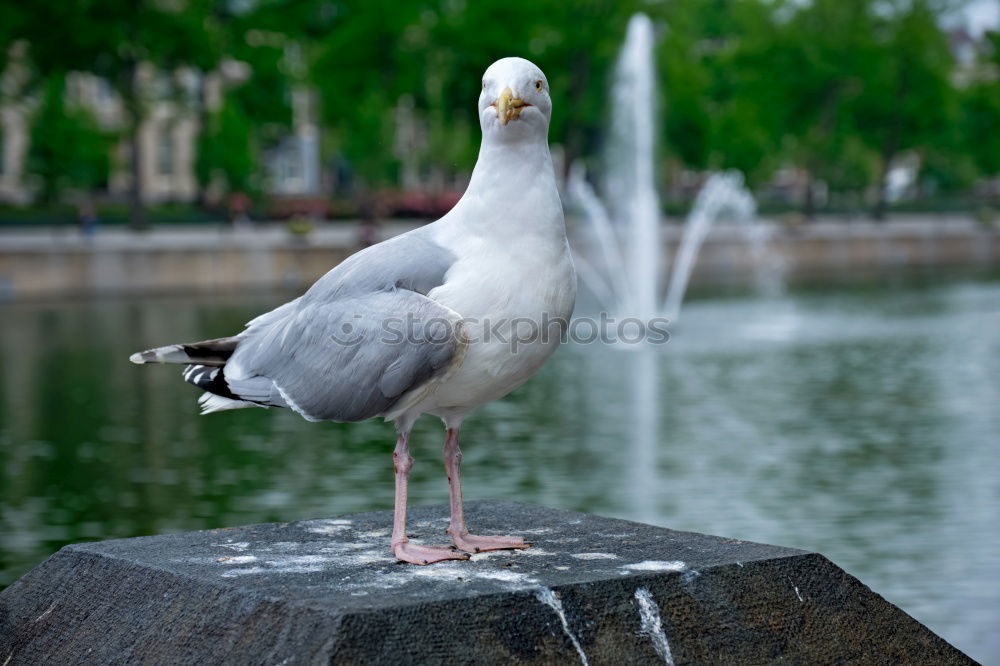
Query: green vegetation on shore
[{"left": 2, "top": 0, "right": 999, "bottom": 224}]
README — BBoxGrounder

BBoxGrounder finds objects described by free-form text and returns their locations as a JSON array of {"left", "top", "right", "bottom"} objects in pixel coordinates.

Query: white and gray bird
[{"left": 130, "top": 57, "right": 577, "bottom": 565}]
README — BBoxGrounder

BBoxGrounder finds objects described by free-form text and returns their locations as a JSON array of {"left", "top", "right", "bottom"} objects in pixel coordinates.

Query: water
[{"left": 1, "top": 278, "right": 999, "bottom": 662}]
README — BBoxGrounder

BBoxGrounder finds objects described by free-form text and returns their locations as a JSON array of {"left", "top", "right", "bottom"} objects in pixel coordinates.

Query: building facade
[{"left": 0, "top": 63, "right": 320, "bottom": 206}]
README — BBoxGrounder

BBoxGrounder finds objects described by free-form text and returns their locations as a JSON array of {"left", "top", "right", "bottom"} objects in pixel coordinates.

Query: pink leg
[
  {"left": 391, "top": 431, "right": 469, "bottom": 565},
  {"left": 444, "top": 427, "right": 530, "bottom": 553}
]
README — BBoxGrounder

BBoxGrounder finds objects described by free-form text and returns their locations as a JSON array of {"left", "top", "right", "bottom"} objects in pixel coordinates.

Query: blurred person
[
  {"left": 356, "top": 187, "right": 381, "bottom": 248},
  {"left": 77, "top": 201, "right": 99, "bottom": 239},
  {"left": 228, "top": 191, "right": 252, "bottom": 229}
]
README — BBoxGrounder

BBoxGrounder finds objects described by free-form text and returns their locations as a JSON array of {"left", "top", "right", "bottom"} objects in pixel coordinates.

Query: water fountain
[
  {"left": 568, "top": 14, "right": 781, "bottom": 324},
  {"left": 567, "top": 13, "right": 786, "bottom": 525},
  {"left": 661, "top": 171, "right": 762, "bottom": 321}
]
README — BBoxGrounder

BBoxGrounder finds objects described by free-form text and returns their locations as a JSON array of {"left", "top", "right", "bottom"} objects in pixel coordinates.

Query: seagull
[{"left": 130, "top": 57, "right": 577, "bottom": 565}]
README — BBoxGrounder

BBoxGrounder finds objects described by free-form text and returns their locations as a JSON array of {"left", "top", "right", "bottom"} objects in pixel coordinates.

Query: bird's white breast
[{"left": 419, "top": 202, "right": 576, "bottom": 416}]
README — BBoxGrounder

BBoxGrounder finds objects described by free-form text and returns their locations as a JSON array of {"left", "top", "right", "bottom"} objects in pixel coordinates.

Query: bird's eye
[
  {"left": 535, "top": 80, "right": 543, "bottom": 91},
  {"left": 482, "top": 80, "right": 486, "bottom": 89}
]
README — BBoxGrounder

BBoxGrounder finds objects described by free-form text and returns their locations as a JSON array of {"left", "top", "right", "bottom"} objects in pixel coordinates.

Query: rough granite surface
[{"left": 0, "top": 501, "right": 977, "bottom": 665}]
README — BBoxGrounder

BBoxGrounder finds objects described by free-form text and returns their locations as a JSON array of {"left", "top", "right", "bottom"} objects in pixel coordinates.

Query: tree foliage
[
  {"left": 196, "top": 97, "right": 256, "bottom": 194},
  {"left": 28, "top": 74, "right": 113, "bottom": 203},
  {"left": 2, "top": 0, "right": 999, "bottom": 219},
  {"left": 962, "top": 31, "right": 1000, "bottom": 176}
]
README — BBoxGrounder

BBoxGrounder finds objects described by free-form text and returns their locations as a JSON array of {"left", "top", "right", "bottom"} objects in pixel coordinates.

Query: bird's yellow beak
[{"left": 494, "top": 87, "right": 528, "bottom": 126}]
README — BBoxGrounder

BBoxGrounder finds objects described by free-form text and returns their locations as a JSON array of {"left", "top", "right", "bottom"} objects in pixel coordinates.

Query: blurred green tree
[
  {"left": 853, "top": 0, "right": 958, "bottom": 219},
  {"left": 763, "top": 0, "right": 883, "bottom": 217},
  {"left": 196, "top": 97, "right": 256, "bottom": 195},
  {"left": 961, "top": 30, "right": 1000, "bottom": 178},
  {"left": 313, "top": 5, "right": 409, "bottom": 185},
  {"left": 10, "top": 0, "right": 219, "bottom": 227},
  {"left": 191, "top": 1, "right": 295, "bottom": 203},
  {"left": 307, "top": 0, "right": 638, "bottom": 187},
  {"left": 1, "top": 0, "right": 996, "bottom": 219},
  {"left": 657, "top": 0, "right": 789, "bottom": 187},
  {"left": 27, "top": 74, "right": 114, "bottom": 204}
]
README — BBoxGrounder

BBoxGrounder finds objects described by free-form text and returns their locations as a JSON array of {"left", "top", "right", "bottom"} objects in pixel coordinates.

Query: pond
[{"left": 1, "top": 276, "right": 998, "bottom": 663}]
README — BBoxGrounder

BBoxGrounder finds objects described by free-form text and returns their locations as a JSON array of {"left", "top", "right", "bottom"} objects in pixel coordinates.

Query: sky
[{"left": 960, "top": 0, "right": 999, "bottom": 35}]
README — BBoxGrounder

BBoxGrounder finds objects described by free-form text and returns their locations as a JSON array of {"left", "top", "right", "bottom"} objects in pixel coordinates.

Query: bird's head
[{"left": 479, "top": 57, "right": 551, "bottom": 142}]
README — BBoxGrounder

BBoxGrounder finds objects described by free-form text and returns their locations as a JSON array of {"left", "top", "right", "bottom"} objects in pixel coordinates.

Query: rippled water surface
[{"left": 1, "top": 278, "right": 998, "bottom": 662}]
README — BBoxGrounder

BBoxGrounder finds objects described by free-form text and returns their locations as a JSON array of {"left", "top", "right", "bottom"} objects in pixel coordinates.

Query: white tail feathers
[
  {"left": 197, "top": 392, "right": 265, "bottom": 415},
  {"left": 130, "top": 345, "right": 190, "bottom": 365},
  {"left": 130, "top": 337, "right": 238, "bottom": 366}
]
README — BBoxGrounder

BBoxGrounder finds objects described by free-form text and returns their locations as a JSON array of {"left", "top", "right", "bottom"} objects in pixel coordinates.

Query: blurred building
[
  {"left": 947, "top": 26, "right": 996, "bottom": 87},
  {"left": 0, "top": 63, "right": 320, "bottom": 206},
  {"left": 0, "top": 53, "right": 30, "bottom": 205},
  {"left": 265, "top": 88, "right": 321, "bottom": 196}
]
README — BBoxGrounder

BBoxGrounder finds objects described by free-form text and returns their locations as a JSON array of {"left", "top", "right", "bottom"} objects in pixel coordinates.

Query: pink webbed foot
[
  {"left": 393, "top": 541, "right": 470, "bottom": 565},
  {"left": 450, "top": 533, "right": 531, "bottom": 554}
]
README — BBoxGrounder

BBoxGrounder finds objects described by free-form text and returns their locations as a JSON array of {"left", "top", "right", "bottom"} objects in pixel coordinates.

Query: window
[{"left": 157, "top": 127, "right": 174, "bottom": 177}]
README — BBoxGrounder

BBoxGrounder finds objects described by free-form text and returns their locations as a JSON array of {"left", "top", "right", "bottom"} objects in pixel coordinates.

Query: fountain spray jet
[
  {"left": 662, "top": 171, "right": 758, "bottom": 321},
  {"left": 606, "top": 13, "right": 661, "bottom": 321},
  {"left": 569, "top": 14, "right": 776, "bottom": 325}
]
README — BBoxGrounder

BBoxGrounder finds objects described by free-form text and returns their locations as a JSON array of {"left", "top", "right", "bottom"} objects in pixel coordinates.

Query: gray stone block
[{"left": 0, "top": 501, "right": 975, "bottom": 665}]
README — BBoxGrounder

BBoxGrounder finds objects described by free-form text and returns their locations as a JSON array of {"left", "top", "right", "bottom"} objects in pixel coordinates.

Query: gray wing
[
  {"left": 301, "top": 229, "right": 454, "bottom": 301},
  {"left": 225, "top": 229, "right": 461, "bottom": 422}
]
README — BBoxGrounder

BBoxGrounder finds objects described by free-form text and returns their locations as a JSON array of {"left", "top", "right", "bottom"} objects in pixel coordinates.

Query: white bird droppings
[
  {"left": 472, "top": 567, "right": 535, "bottom": 585},
  {"left": 375, "top": 561, "right": 541, "bottom": 590},
  {"left": 469, "top": 551, "right": 504, "bottom": 562},
  {"left": 534, "top": 587, "right": 588, "bottom": 666},
  {"left": 519, "top": 548, "right": 557, "bottom": 557},
  {"left": 221, "top": 567, "right": 266, "bottom": 577},
  {"left": 356, "top": 529, "right": 390, "bottom": 539},
  {"left": 214, "top": 542, "right": 250, "bottom": 552},
  {"left": 304, "top": 521, "right": 352, "bottom": 535},
  {"left": 794, "top": 585, "right": 803, "bottom": 602},
  {"left": 34, "top": 603, "right": 56, "bottom": 622},
  {"left": 267, "top": 555, "right": 330, "bottom": 566},
  {"left": 635, "top": 587, "right": 674, "bottom": 665},
  {"left": 225, "top": 555, "right": 258, "bottom": 564},
  {"left": 407, "top": 565, "right": 468, "bottom": 580},
  {"left": 571, "top": 553, "right": 618, "bottom": 560},
  {"left": 622, "top": 560, "right": 686, "bottom": 573},
  {"left": 468, "top": 547, "right": 556, "bottom": 562}
]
